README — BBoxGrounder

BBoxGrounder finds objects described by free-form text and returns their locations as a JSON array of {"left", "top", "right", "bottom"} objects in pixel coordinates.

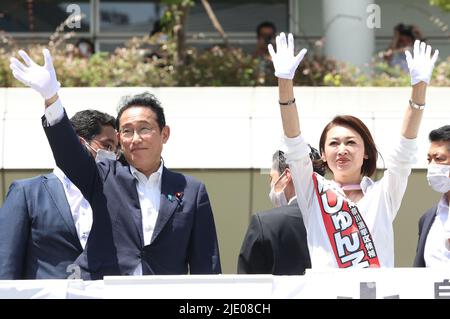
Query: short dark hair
[
  {"left": 429, "top": 125, "right": 450, "bottom": 150},
  {"left": 394, "top": 23, "right": 424, "bottom": 42},
  {"left": 272, "top": 145, "right": 325, "bottom": 176},
  {"left": 256, "top": 21, "right": 276, "bottom": 37},
  {"left": 116, "top": 92, "right": 166, "bottom": 131},
  {"left": 70, "top": 109, "right": 116, "bottom": 142},
  {"left": 319, "top": 115, "right": 378, "bottom": 177}
]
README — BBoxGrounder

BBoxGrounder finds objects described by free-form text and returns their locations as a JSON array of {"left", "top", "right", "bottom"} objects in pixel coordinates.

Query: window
[
  {"left": 186, "top": 0, "right": 289, "bottom": 34},
  {"left": 99, "top": 0, "right": 165, "bottom": 34},
  {"left": 0, "top": 1, "right": 90, "bottom": 32}
]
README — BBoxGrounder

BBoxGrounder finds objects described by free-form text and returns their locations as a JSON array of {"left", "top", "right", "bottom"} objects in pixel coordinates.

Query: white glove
[
  {"left": 9, "top": 49, "right": 60, "bottom": 99},
  {"left": 405, "top": 40, "right": 439, "bottom": 85},
  {"left": 268, "top": 32, "right": 307, "bottom": 80}
]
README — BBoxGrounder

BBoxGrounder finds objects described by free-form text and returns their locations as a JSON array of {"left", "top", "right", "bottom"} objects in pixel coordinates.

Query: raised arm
[
  {"left": 9, "top": 49, "right": 100, "bottom": 202},
  {"left": 402, "top": 40, "right": 439, "bottom": 139},
  {"left": 268, "top": 33, "right": 306, "bottom": 138},
  {"left": 268, "top": 33, "right": 316, "bottom": 221},
  {"left": 10, "top": 49, "right": 60, "bottom": 105}
]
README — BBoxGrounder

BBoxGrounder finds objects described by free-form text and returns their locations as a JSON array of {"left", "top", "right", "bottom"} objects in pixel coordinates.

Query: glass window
[
  {"left": 98, "top": 40, "right": 127, "bottom": 52},
  {"left": 99, "top": 0, "right": 165, "bottom": 33},
  {"left": 0, "top": 1, "right": 90, "bottom": 32},
  {"left": 186, "top": 0, "right": 289, "bottom": 34}
]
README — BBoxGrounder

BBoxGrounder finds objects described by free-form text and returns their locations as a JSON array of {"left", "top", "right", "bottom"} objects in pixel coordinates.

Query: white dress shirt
[
  {"left": 424, "top": 195, "right": 450, "bottom": 267},
  {"left": 53, "top": 167, "right": 92, "bottom": 249},
  {"left": 284, "top": 133, "right": 417, "bottom": 269},
  {"left": 130, "top": 162, "right": 163, "bottom": 276},
  {"left": 130, "top": 163, "right": 163, "bottom": 246}
]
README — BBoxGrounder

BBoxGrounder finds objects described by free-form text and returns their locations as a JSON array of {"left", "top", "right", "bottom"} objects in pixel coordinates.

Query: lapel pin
[
  {"left": 175, "top": 192, "right": 184, "bottom": 201},
  {"left": 167, "top": 192, "right": 184, "bottom": 204}
]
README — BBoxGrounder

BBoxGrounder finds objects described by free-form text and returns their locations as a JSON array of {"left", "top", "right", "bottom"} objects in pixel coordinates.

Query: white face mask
[
  {"left": 82, "top": 138, "right": 117, "bottom": 163},
  {"left": 95, "top": 149, "right": 117, "bottom": 162},
  {"left": 269, "top": 171, "right": 288, "bottom": 208},
  {"left": 427, "top": 163, "right": 450, "bottom": 194}
]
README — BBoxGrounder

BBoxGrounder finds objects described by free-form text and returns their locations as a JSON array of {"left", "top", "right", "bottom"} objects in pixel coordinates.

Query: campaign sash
[{"left": 312, "top": 173, "right": 380, "bottom": 268}]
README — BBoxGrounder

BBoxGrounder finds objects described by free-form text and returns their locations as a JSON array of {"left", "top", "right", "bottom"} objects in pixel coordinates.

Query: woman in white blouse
[{"left": 268, "top": 33, "right": 439, "bottom": 269}]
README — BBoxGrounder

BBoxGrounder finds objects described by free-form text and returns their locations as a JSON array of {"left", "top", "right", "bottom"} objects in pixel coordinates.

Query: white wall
[{"left": 1, "top": 87, "right": 448, "bottom": 170}]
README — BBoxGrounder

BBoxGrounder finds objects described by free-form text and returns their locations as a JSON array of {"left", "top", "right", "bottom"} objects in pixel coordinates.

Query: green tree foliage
[{"left": 429, "top": 0, "right": 450, "bottom": 12}]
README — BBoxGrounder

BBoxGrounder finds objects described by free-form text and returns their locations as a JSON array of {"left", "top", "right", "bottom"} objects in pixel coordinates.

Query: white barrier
[
  {"left": 1, "top": 268, "right": 450, "bottom": 299},
  {"left": 1, "top": 87, "right": 449, "bottom": 170}
]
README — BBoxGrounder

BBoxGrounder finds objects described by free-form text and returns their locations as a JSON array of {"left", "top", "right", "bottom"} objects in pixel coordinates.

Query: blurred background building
[
  {"left": 0, "top": 0, "right": 449, "bottom": 66},
  {"left": 0, "top": 0, "right": 448, "bottom": 273}
]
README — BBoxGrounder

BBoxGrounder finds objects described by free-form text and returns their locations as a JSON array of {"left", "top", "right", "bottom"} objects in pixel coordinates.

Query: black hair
[
  {"left": 256, "top": 21, "right": 276, "bottom": 37},
  {"left": 272, "top": 145, "right": 325, "bottom": 176},
  {"left": 116, "top": 92, "right": 166, "bottom": 131},
  {"left": 150, "top": 20, "right": 162, "bottom": 36},
  {"left": 394, "top": 23, "right": 424, "bottom": 42},
  {"left": 429, "top": 125, "right": 450, "bottom": 150},
  {"left": 69, "top": 109, "right": 116, "bottom": 142}
]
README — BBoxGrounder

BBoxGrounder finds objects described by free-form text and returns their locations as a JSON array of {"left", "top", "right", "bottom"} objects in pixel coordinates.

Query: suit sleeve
[
  {"left": 413, "top": 212, "right": 427, "bottom": 267},
  {"left": 42, "top": 112, "right": 102, "bottom": 203},
  {"left": 237, "top": 214, "right": 267, "bottom": 274},
  {"left": 416, "top": 213, "right": 426, "bottom": 251},
  {"left": 0, "top": 182, "right": 30, "bottom": 279},
  {"left": 187, "top": 183, "right": 222, "bottom": 274}
]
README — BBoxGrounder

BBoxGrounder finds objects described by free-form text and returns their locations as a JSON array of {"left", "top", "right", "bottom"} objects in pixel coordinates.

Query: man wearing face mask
[
  {"left": 0, "top": 109, "right": 117, "bottom": 279},
  {"left": 414, "top": 125, "right": 450, "bottom": 267},
  {"left": 238, "top": 146, "right": 325, "bottom": 275}
]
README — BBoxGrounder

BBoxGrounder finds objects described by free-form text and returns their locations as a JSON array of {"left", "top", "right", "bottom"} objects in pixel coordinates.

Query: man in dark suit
[
  {"left": 9, "top": 49, "right": 221, "bottom": 279},
  {"left": 0, "top": 110, "right": 118, "bottom": 279},
  {"left": 238, "top": 147, "right": 324, "bottom": 275},
  {"left": 414, "top": 125, "right": 450, "bottom": 267}
]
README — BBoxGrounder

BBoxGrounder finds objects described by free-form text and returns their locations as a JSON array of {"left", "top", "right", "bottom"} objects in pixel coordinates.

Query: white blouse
[{"left": 284, "top": 134, "right": 417, "bottom": 269}]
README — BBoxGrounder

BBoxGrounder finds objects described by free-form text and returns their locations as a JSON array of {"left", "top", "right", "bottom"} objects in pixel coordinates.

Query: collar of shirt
[
  {"left": 53, "top": 166, "right": 72, "bottom": 189},
  {"left": 360, "top": 176, "right": 374, "bottom": 194},
  {"left": 437, "top": 195, "right": 450, "bottom": 217},
  {"left": 129, "top": 159, "right": 164, "bottom": 190}
]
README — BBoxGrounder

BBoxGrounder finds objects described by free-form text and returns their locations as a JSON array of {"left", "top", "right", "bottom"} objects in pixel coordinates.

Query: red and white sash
[{"left": 312, "top": 173, "right": 380, "bottom": 268}]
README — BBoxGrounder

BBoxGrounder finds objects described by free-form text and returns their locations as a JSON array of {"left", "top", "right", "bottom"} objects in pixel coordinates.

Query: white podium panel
[{"left": 1, "top": 269, "right": 450, "bottom": 299}]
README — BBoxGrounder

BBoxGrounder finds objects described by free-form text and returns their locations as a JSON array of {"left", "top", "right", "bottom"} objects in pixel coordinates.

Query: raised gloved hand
[
  {"left": 405, "top": 40, "right": 439, "bottom": 86},
  {"left": 268, "top": 32, "right": 307, "bottom": 80},
  {"left": 9, "top": 49, "right": 60, "bottom": 99}
]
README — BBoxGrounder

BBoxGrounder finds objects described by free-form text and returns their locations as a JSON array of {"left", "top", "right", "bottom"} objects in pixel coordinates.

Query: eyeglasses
[{"left": 119, "top": 126, "right": 156, "bottom": 139}]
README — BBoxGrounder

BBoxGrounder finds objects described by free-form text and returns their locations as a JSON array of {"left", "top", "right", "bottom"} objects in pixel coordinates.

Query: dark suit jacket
[
  {"left": 237, "top": 201, "right": 311, "bottom": 275},
  {"left": 43, "top": 113, "right": 221, "bottom": 279},
  {"left": 413, "top": 205, "right": 438, "bottom": 267},
  {"left": 0, "top": 174, "right": 84, "bottom": 279}
]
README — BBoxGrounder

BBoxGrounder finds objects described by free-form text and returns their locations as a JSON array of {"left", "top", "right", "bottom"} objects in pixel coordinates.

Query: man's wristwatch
[{"left": 409, "top": 99, "right": 425, "bottom": 110}]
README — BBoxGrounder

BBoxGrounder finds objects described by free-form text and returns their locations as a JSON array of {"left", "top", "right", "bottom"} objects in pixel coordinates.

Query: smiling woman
[{"left": 269, "top": 32, "right": 439, "bottom": 270}]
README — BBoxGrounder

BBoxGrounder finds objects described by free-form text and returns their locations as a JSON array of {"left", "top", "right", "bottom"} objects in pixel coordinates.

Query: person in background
[
  {"left": 75, "top": 38, "right": 95, "bottom": 59},
  {"left": 254, "top": 21, "right": 277, "bottom": 84},
  {"left": 0, "top": 110, "right": 118, "bottom": 279},
  {"left": 384, "top": 23, "right": 424, "bottom": 72},
  {"left": 414, "top": 125, "right": 450, "bottom": 267},
  {"left": 238, "top": 146, "right": 325, "bottom": 275}
]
